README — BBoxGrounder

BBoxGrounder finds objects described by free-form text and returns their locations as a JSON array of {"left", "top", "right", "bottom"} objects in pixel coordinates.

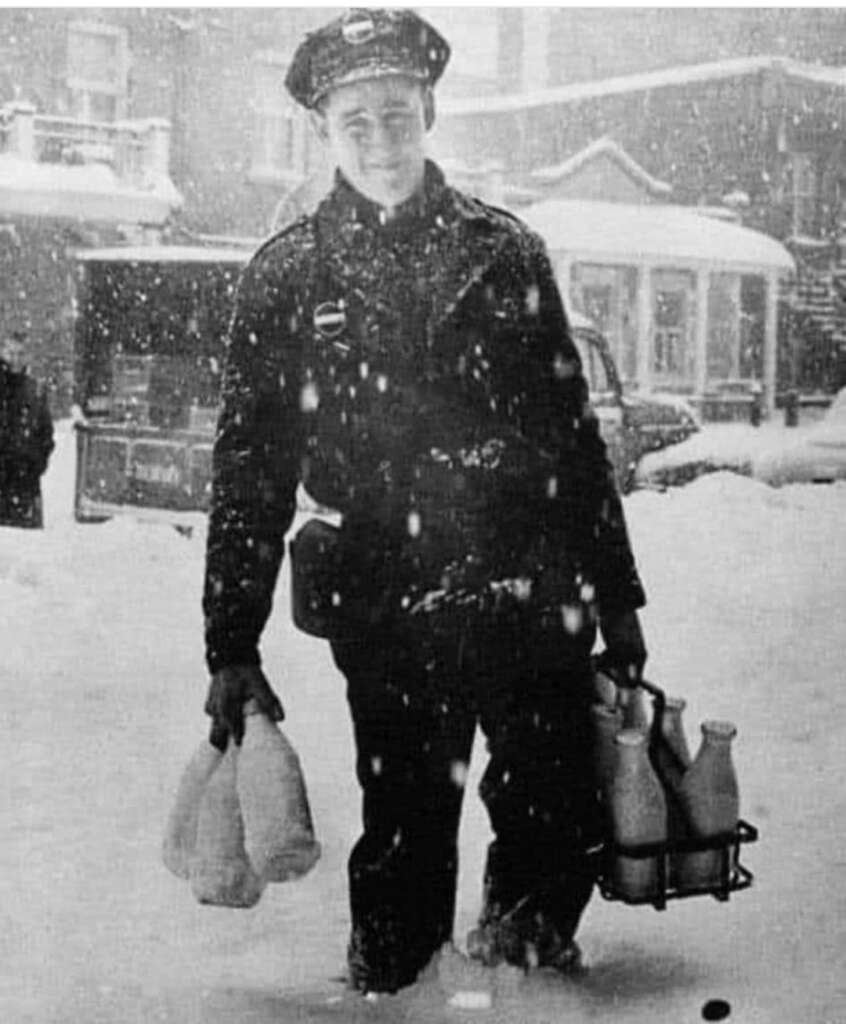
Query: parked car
[
  {"left": 751, "top": 387, "right": 846, "bottom": 485},
  {"left": 568, "top": 311, "right": 700, "bottom": 491}
]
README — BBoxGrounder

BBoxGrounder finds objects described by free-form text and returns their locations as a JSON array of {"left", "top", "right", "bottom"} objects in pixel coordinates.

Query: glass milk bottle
[
  {"left": 591, "top": 702, "right": 623, "bottom": 805},
  {"left": 676, "top": 720, "right": 740, "bottom": 891},
  {"left": 650, "top": 695, "right": 692, "bottom": 793},
  {"left": 649, "top": 696, "right": 693, "bottom": 887},
  {"left": 609, "top": 728, "right": 668, "bottom": 901},
  {"left": 617, "top": 684, "right": 650, "bottom": 733}
]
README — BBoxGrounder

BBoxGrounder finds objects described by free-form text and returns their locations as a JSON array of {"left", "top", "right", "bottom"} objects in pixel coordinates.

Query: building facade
[
  {"left": 431, "top": 54, "right": 846, "bottom": 405},
  {"left": 3, "top": 9, "right": 845, "bottom": 414}
]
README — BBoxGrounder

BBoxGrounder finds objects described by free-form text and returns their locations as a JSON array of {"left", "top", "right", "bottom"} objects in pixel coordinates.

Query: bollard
[{"left": 784, "top": 389, "right": 799, "bottom": 428}]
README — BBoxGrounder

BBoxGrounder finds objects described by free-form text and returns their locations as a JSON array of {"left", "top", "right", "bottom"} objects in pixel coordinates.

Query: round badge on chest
[{"left": 313, "top": 300, "right": 347, "bottom": 338}]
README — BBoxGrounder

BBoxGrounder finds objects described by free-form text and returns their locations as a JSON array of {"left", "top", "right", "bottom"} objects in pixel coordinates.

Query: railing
[{"left": 0, "top": 101, "right": 171, "bottom": 188}]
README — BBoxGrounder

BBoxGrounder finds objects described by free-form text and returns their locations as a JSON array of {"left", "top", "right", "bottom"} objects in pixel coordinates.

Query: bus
[{"left": 72, "top": 245, "right": 250, "bottom": 523}]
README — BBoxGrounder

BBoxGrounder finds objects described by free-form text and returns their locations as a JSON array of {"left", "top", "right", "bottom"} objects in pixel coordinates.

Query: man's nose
[{"left": 371, "top": 119, "right": 401, "bottom": 150}]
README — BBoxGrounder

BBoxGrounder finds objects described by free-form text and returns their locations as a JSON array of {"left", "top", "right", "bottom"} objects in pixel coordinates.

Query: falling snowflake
[
  {"left": 561, "top": 604, "right": 583, "bottom": 634},
  {"left": 300, "top": 382, "right": 320, "bottom": 412},
  {"left": 450, "top": 761, "right": 469, "bottom": 788}
]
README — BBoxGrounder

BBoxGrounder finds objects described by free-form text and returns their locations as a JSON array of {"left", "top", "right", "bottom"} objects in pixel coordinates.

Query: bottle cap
[
  {"left": 591, "top": 702, "right": 622, "bottom": 721},
  {"left": 701, "top": 719, "right": 737, "bottom": 740},
  {"left": 614, "top": 728, "right": 646, "bottom": 747}
]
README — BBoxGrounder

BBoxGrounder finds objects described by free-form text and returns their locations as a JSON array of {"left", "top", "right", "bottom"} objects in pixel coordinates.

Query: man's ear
[
  {"left": 309, "top": 108, "right": 329, "bottom": 143},
  {"left": 422, "top": 86, "right": 435, "bottom": 131}
]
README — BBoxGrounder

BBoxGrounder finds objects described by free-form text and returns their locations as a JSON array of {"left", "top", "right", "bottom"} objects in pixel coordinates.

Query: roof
[
  {"left": 521, "top": 199, "right": 795, "bottom": 274},
  {"left": 0, "top": 153, "right": 180, "bottom": 226},
  {"left": 531, "top": 137, "right": 672, "bottom": 196},
  {"left": 74, "top": 244, "right": 253, "bottom": 264},
  {"left": 439, "top": 55, "right": 846, "bottom": 118}
]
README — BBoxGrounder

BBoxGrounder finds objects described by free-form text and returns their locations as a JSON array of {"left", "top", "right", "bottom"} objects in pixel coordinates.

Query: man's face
[
  {"left": 315, "top": 75, "right": 431, "bottom": 210},
  {"left": 1, "top": 338, "right": 26, "bottom": 374}
]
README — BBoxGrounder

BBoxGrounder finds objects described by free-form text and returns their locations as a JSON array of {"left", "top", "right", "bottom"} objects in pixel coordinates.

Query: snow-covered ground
[{"left": 2, "top": 421, "right": 845, "bottom": 1023}]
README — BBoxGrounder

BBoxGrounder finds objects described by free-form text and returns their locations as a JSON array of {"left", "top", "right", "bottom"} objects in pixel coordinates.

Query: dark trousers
[{"left": 330, "top": 602, "right": 602, "bottom": 991}]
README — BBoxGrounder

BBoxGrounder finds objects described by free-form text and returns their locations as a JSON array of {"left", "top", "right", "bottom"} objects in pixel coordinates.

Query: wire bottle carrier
[{"left": 596, "top": 678, "right": 759, "bottom": 911}]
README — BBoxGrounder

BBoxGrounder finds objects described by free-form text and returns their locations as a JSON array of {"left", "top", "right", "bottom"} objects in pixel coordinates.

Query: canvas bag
[
  {"left": 162, "top": 737, "right": 223, "bottom": 880},
  {"left": 188, "top": 743, "right": 265, "bottom": 908},
  {"left": 237, "top": 703, "right": 321, "bottom": 882}
]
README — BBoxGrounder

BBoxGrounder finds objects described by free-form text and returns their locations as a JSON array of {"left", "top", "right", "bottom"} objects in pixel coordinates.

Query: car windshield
[{"left": 572, "top": 332, "right": 611, "bottom": 394}]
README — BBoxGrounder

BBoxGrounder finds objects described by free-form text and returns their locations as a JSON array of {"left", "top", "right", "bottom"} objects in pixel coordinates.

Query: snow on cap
[{"left": 285, "top": 8, "right": 450, "bottom": 110}]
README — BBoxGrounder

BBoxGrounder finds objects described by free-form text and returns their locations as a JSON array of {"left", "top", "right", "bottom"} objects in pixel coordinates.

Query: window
[
  {"left": 707, "top": 273, "right": 740, "bottom": 383},
  {"left": 652, "top": 269, "right": 695, "bottom": 387},
  {"left": 66, "top": 21, "right": 128, "bottom": 122},
  {"left": 792, "top": 152, "right": 820, "bottom": 238},
  {"left": 570, "top": 262, "right": 639, "bottom": 384},
  {"left": 573, "top": 333, "right": 611, "bottom": 395},
  {"left": 250, "top": 54, "right": 309, "bottom": 183},
  {"left": 497, "top": 10, "right": 523, "bottom": 92}
]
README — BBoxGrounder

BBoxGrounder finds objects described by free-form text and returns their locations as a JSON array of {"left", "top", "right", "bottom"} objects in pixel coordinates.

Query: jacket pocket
[{"left": 289, "top": 518, "right": 344, "bottom": 639}]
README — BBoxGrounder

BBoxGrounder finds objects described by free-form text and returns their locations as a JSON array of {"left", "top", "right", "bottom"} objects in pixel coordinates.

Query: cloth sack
[
  {"left": 237, "top": 705, "right": 322, "bottom": 882},
  {"left": 188, "top": 744, "right": 265, "bottom": 908},
  {"left": 162, "top": 738, "right": 223, "bottom": 880}
]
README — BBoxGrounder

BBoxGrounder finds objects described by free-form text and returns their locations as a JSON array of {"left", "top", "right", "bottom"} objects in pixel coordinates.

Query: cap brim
[{"left": 313, "top": 65, "right": 429, "bottom": 106}]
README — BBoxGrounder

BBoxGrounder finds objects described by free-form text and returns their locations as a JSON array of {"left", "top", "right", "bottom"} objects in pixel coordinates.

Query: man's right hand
[{"left": 204, "top": 664, "right": 285, "bottom": 751}]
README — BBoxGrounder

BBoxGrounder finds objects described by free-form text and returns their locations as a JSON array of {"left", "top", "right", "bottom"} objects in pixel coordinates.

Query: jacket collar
[{"left": 313, "top": 160, "right": 510, "bottom": 330}]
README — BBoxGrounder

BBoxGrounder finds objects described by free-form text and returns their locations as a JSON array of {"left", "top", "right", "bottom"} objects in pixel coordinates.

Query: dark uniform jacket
[
  {"left": 0, "top": 362, "right": 54, "bottom": 528},
  {"left": 203, "top": 162, "right": 645, "bottom": 673}
]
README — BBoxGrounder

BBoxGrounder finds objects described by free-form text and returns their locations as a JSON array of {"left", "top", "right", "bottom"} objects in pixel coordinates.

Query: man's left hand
[{"left": 598, "top": 608, "right": 647, "bottom": 685}]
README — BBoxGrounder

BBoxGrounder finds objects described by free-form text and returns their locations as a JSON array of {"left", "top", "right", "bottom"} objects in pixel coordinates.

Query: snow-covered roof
[
  {"left": 521, "top": 199, "right": 795, "bottom": 274},
  {"left": 0, "top": 154, "right": 181, "bottom": 226},
  {"left": 531, "top": 137, "right": 672, "bottom": 196},
  {"left": 75, "top": 244, "right": 252, "bottom": 264},
  {"left": 784, "top": 59, "right": 846, "bottom": 89},
  {"left": 439, "top": 55, "right": 846, "bottom": 118}
]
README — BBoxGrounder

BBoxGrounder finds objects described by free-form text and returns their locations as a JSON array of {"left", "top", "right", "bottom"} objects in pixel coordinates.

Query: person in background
[
  {"left": 202, "top": 8, "right": 648, "bottom": 995},
  {"left": 0, "top": 329, "right": 54, "bottom": 528}
]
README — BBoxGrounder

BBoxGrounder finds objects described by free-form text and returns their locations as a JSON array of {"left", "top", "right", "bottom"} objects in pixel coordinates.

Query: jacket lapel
[{"left": 311, "top": 169, "right": 510, "bottom": 341}]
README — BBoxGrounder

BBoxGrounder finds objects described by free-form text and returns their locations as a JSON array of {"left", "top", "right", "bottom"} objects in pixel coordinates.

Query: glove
[
  {"left": 596, "top": 609, "right": 647, "bottom": 687},
  {"left": 205, "top": 664, "right": 285, "bottom": 751}
]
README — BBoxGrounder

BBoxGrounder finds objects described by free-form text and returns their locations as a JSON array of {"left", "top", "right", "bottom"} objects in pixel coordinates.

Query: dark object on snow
[
  {"left": 0, "top": 348, "right": 54, "bottom": 528},
  {"left": 783, "top": 387, "right": 799, "bottom": 427},
  {"left": 702, "top": 998, "right": 732, "bottom": 1021}
]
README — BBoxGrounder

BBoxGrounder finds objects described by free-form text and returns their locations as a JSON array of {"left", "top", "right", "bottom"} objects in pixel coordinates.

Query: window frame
[
  {"left": 248, "top": 50, "right": 309, "bottom": 185},
  {"left": 66, "top": 19, "right": 129, "bottom": 123},
  {"left": 791, "top": 151, "right": 820, "bottom": 239}
]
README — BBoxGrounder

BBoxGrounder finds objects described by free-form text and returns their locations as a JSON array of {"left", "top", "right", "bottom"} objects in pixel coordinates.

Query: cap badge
[
  {"left": 341, "top": 13, "right": 376, "bottom": 46},
  {"left": 313, "top": 300, "right": 347, "bottom": 338}
]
